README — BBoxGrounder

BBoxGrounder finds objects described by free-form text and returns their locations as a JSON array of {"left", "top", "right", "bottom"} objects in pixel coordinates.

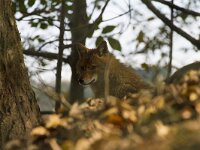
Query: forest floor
[{"left": 5, "top": 70, "right": 200, "bottom": 150}]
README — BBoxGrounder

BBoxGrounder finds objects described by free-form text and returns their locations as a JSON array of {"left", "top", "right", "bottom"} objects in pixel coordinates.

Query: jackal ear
[
  {"left": 74, "top": 43, "right": 87, "bottom": 58},
  {"left": 97, "top": 41, "right": 108, "bottom": 56}
]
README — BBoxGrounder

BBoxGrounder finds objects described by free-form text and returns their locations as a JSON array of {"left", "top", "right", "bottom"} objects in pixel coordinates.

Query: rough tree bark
[{"left": 0, "top": 0, "right": 40, "bottom": 148}]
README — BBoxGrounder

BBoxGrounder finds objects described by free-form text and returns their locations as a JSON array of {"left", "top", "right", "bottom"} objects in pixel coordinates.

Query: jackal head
[{"left": 75, "top": 41, "right": 109, "bottom": 86}]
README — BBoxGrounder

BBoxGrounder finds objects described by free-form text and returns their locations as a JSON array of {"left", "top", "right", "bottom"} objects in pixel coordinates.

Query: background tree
[
  {"left": 13, "top": 0, "right": 200, "bottom": 105},
  {"left": 0, "top": 0, "right": 197, "bottom": 148},
  {"left": 0, "top": 0, "right": 40, "bottom": 148}
]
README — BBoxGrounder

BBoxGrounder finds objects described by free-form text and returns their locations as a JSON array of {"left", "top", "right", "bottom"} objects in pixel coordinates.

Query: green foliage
[
  {"left": 47, "top": 18, "right": 54, "bottom": 25},
  {"left": 41, "top": 0, "right": 47, "bottom": 5},
  {"left": 95, "top": 36, "right": 104, "bottom": 46},
  {"left": 28, "top": 0, "right": 36, "bottom": 7},
  {"left": 147, "top": 16, "right": 155, "bottom": 21},
  {"left": 18, "top": 0, "right": 27, "bottom": 12},
  {"left": 40, "top": 22, "right": 48, "bottom": 29},
  {"left": 31, "top": 22, "right": 38, "bottom": 27},
  {"left": 102, "top": 25, "right": 116, "bottom": 34},
  {"left": 108, "top": 37, "right": 121, "bottom": 51},
  {"left": 136, "top": 31, "right": 144, "bottom": 43}
]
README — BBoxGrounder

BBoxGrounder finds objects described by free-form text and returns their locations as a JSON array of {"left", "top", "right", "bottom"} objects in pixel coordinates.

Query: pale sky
[{"left": 17, "top": 0, "right": 200, "bottom": 83}]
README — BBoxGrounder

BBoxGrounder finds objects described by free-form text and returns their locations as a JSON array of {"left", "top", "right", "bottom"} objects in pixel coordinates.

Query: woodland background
[
  {"left": 16, "top": 0, "right": 200, "bottom": 104},
  {"left": 0, "top": 0, "right": 200, "bottom": 149}
]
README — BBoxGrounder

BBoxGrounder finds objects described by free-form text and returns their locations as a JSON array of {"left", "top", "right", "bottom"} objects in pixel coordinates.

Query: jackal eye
[
  {"left": 80, "top": 66, "right": 85, "bottom": 70},
  {"left": 88, "top": 65, "right": 96, "bottom": 70}
]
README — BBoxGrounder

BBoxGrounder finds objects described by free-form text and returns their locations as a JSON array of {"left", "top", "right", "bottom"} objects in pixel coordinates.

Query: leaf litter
[{"left": 5, "top": 70, "right": 200, "bottom": 150}]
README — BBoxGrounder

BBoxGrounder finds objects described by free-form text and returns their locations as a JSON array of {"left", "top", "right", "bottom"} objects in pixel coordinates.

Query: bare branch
[
  {"left": 62, "top": 0, "right": 111, "bottom": 38},
  {"left": 152, "top": 0, "right": 200, "bottom": 17},
  {"left": 93, "top": 0, "right": 110, "bottom": 24},
  {"left": 63, "top": 44, "right": 72, "bottom": 49},
  {"left": 103, "top": 8, "right": 134, "bottom": 22},
  {"left": 167, "top": 0, "right": 174, "bottom": 78},
  {"left": 85, "top": 0, "right": 111, "bottom": 39},
  {"left": 16, "top": 7, "right": 55, "bottom": 21},
  {"left": 38, "top": 39, "right": 58, "bottom": 51},
  {"left": 23, "top": 49, "right": 70, "bottom": 64},
  {"left": 141, "top": 0, "right": 200, "bottom": 50},
  {"left": 88, "top": 1, "right": 97, "bottom": 19}
]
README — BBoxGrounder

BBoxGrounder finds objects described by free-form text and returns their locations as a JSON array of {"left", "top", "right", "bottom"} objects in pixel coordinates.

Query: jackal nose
[{"left": 79, "top": 79, "right": 84, "bottom": 84}]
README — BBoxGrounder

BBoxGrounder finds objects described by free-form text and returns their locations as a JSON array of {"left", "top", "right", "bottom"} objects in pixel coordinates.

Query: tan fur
[{"left": 75, "top": 41, "right": 150, "bottom": 98}]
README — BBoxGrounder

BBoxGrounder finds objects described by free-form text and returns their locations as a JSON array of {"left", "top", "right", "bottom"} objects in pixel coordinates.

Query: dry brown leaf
[
  {"left": 121, "top": 102, "right": 133, "bottom": 110},
  {"left": 100, "top": 107, "right": 118, "bottom": 118},
  {"left": 189, "top": 92, "right": 198, "bottom": 101},
  {"left": 61, "top": 140, "right": 75, "bottom": 150},
  {"left": 155, "top": 121, "right": 170, "bottom": 138},
  {"left": 122, "top": 110, "right": 137, "bottom": 123},
  {"left": 181, "top": 107, "right": 192, "bottom": 120},
  {"left": 107, "top": 114, "right": 124, "bottom": 126},
  {"left": 75, "top": 138, "right": 91, "bottom": 150},
  {"left": 45, "top": 114, "right": 67, "bottom": 128},
  {"left": 195, "top": 102, "right": 200, "bottom": 113},
  {"left": 93, "top": 121, "right": 119, "bottom": 134},
  {"left": 144, "top": 106, "right": 156, "bottom": 115},
  {"left": 85, "top": 98, "right": 104, "bottom": 110},
  {"left": 69, "top": 103, "right": 83, "bottom": 119},
  {"left": 188, "top": 70, "right": 199, "bottom": 82},
  {"left": 138, "top": 90, "right": 152, "bottom": 104},
  {"left": 152, "top": 96, "right": 165, "bottom": 109},
  {"left": 31, "top": 126, "right": 49, "bottom": 136},
  {"left": 137, "top": 105, "right": 145, "bottom": 117},
  {"left": 49, "top": 138, "right": 62, "bottom": 150}
]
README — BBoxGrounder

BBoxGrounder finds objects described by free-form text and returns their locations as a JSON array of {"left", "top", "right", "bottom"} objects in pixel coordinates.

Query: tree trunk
[
  {"left": 0, "top": 0, "right": 40, "bottom": 148},
  {"left": 69, "top": 0, "right": 89, "bottom": 102}
]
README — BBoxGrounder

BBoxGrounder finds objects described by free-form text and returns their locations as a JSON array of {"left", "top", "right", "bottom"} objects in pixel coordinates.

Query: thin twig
[
  {"left": 16, "top": 7, "right": 51, "bottom": 21},
  {"left": 55, "top": 0, "right": 66, "bottom": 111},
  {"left": 103, "top": 8, "right": 134, "bottom": 22},
  {"left": 85, "top": 0, "right": 111, "bottom": 39},
  {"left": 23, "top": 49, "right": 70, "bottom": 63},
  {"left": 167, "top": 0, "right": 174, "bottom": 78},
  {"left": 141, "top": 0, "right": 200, "bottom": 50},
  {"left": 88, "top": 1, "right": 97, "bottom": 19},
  {"left": 38, "top": 39, "right": 58, "bottom": 51},
  {"left": 152, "top": 0, "right": 200, "bottom": 17},
  {"left": 93, "top": 0, "right": 110, "bottom": 24}
]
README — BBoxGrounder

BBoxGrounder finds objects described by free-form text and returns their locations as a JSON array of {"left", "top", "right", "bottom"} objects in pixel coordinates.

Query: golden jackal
[{"left": 75, "top": 41, "right": 150, "bottom": 98}]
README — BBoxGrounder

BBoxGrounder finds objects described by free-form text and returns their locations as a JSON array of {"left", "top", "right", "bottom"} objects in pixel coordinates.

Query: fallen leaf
[{"left": 31, "top": 126, "right": 49, "bottom": 136}]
